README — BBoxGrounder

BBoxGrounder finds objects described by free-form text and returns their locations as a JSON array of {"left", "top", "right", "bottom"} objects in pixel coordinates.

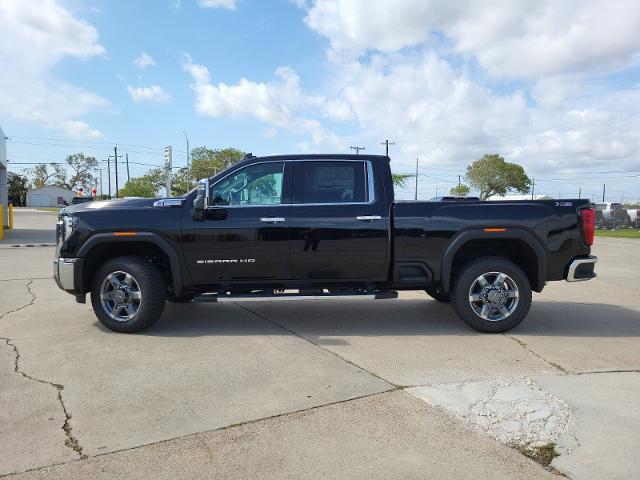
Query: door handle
[
  {"left": 356, "top": 215, "right": 382, "bottom": 221},
  {"left": 260, "top": 217, "right": 286, "bottom": 223}
]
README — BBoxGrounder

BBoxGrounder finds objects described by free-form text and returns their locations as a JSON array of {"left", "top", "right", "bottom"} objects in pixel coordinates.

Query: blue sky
[{"left": 2, "top": 0, "right": 640, "bottom": 201}]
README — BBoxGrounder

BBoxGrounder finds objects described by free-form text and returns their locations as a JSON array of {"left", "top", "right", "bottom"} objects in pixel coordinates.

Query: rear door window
[{"left": 296, "top": 161, "right": 367, "bottom": 204}]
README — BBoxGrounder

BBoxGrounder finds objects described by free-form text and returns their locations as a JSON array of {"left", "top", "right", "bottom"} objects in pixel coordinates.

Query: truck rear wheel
[
  {"left": 451, "top": 257, "right": 531, "bottom": 333},
  {"left": 91, "top": 256, "right": 166, "bottom": 333}
]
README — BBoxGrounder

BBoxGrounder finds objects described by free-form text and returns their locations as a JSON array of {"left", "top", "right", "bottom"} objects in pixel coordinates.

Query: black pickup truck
[{"left": 54, "top": 154, "right": 597, "bottom": 333}]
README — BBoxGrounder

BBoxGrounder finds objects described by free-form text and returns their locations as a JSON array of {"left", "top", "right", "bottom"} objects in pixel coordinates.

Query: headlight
[{"left": 57, "top": 215, "right": 79, "bottom": 243}]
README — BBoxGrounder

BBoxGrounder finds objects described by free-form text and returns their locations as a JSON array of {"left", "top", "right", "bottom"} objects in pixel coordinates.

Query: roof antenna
[{"left": 243, "top": 153, "right": 254, "bottom": 160}]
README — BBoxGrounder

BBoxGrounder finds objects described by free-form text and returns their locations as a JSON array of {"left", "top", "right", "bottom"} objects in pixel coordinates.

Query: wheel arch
[
  {"left": 77, "top": 232, "right": 183, "bottom": 295},
  {"left": 440, "top": 228, "right": 546, "bottom": 294}
]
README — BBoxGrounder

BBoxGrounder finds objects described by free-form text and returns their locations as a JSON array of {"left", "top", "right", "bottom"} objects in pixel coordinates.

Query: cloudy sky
[{"left": 1, "top": 0, "right": 640, "bottom": 201}]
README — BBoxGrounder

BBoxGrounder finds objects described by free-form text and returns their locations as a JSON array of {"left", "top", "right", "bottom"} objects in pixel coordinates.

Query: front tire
[
  {"left": 451, "top": 257, "right": 532, "bottom": 333},
  {"left": 91, "top": 256, "right": 166, "bottom": 333}
]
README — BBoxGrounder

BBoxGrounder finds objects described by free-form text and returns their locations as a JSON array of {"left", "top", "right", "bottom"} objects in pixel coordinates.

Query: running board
[{"left": 194, "top": 290, "right": 398, "bottom": 303}]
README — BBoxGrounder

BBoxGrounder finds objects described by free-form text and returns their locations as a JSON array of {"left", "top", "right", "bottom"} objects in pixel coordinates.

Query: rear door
[{"left": 289, "top": 159, "right": 389, "bottom": 281}]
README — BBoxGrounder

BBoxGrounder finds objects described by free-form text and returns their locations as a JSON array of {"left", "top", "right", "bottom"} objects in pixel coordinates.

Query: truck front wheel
[
  {"left": 451, "top": 257, "right": 532, "bottom": 333},
  {"left": 90, "top": 256, "right": 167, "bottom": 333}
]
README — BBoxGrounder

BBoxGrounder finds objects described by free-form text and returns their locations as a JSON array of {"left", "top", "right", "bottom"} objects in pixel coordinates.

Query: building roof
[{"left": 28, "top": 185, "right": 74, "bottom": 194}]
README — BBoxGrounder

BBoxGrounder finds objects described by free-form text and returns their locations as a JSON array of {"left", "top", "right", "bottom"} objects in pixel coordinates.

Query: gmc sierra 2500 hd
[{"left": 54, "top": 154, "right": 597, "bottom": 333}]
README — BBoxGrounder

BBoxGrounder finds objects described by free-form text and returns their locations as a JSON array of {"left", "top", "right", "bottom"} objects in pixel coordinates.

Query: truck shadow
[{"left": 145, "top": 299, "right": 640, "bottom": 339}]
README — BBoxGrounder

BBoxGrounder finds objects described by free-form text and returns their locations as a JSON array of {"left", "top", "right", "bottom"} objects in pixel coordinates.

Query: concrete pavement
[
  {"left": 0, "top": 208, "right": 57, "bottom": 247},
  {"left": 0, "top": 206, "right": 638, "bottom": 479}
]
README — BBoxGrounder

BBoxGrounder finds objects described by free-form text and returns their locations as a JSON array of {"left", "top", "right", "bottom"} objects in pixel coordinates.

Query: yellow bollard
[
  {"left": 8, "top": 203, "right": 13, "bottom": 230},
  {"left": 0, "top": 204, "right": 3, "bottom": 240}
]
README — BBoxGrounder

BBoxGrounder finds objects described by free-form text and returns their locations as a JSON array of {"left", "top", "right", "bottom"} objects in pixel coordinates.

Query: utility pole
[
  {"left": 415, "top": 157, "right": 419, "bottom": 200},
  {"left": 108, "top": 145, "right": 122, "bottom": 198},
  {"left": 99, "top": 168, "right": 103, "bottom": 197},
  {"left": 380, "top": 139, "right": 395, "bottom": 156},
  {"left": 164, "top": 146, "right": 173, "bottom": 197},
  {"left": 114, "top": 145, "right": 119, "bottom": 197},
  {"left": 458, "top": 175, "right": 461, "bottom": 187},
  {"left": 602, "top": 184, "right": 606, "bottom": 202},
  {"left": 106, "top": 157, "right": 111, "bottom": 198},
  {"left": 531, "top": 178, "right": 535, "bottom": 200},
  {"left": 350, "top": 146, "right": 365, "bottom": 155},
  {"left": 183, "top": 131, "right": 190, "bottom": 190},
  {"left": 578, "top": 187, "right": 581, "bottom": 199},
  {"left": 125, "top": 153, "right": 130, "bottom": 183}
]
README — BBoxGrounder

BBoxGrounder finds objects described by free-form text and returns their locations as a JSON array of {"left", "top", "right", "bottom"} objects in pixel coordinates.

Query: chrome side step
[{"left": 194, "top": 290, "right": 398, "bottom": 303}]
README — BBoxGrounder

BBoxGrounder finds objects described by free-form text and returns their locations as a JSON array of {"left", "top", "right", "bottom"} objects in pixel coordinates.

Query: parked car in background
[
  {"left": 627, "top": 206, "right": 640, "bottom": 228},
  {"left": 593, "top": 202, "right": 631, "bottom": 229}
]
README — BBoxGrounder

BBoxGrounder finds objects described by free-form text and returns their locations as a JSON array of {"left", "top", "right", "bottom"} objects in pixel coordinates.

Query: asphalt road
[{"left": 1, "top": 209, "right": 638, "bottom": 479}]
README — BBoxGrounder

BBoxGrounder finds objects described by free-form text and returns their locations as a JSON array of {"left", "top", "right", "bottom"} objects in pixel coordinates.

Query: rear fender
[{"left": 440, "top": 228, "right": 546, "bottom": 293}]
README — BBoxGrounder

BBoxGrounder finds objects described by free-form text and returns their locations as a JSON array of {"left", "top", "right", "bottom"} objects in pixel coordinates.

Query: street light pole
[{"left": 183, "top": 131, "right": 190, "bottom": 190}]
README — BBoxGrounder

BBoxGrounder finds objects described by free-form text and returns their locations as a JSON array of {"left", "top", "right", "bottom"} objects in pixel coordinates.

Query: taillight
[{"left": 578, "top": 208, "right": 595, "bottom": 246}]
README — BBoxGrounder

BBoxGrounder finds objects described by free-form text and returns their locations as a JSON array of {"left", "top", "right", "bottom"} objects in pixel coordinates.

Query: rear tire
[
  {"left": 91, "top": 256, "right": 166, "bottom": 333},
  {"left": 425, "top": 286, "right": 450, "bottom": 302},
  {"left": 451, "top": 257, "right": 532, "bottom": 333}
]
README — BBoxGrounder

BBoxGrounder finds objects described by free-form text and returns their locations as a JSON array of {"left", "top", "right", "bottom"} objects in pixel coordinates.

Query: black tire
[
  {"left": 425, "top": 285, "right": 450, "bottom": 302},
  {"left": 451, "top": 257, "right": 532, "bottom": 333},
  {"left": 91, "top": 256, "right": 166, "bottom": 333},
  {"left": 166, "top": 292, "right": 195, "bottom": 303}
]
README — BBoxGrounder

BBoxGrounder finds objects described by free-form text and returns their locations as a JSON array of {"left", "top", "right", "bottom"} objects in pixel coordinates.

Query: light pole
[{"left": 183, "top": 131, "right": 190, "bottom": 190}]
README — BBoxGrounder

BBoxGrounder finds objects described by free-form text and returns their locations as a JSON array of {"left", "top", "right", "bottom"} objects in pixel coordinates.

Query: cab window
[
  {"left": 210, "top": 162, "right": 284, "bottom": 206},
  {"left": 296, "top": 161, "right": 367, "bottom": 204}
]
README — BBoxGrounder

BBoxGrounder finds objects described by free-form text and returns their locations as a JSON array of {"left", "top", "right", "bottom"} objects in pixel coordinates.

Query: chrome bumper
[
  {"left": 566, "top": 255, "right": 598, "bottom": 282},
  {"left": 53, "top": 257, "right": 78, "bottom": 290}
]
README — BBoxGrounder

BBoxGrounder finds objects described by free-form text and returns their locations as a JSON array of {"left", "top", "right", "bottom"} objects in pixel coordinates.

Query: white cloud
[
  {"left": 127, "top": 85, "right": 171, "bottom": 103},
  {"left": 0, "top": 0, "right": 106, "bottom": 138},
  {"left": 182, "top": 55, "right": 339, "bottom": 146},
  {"left": 132, "top": 52, "right": 156, "bottom": 69},
  {"left": 180, "top": 3, "right": 640, "bottom": 199},
  {"left": 302, "top": 0, "right": 640, "bottom": 78},
  {"left": 197, "top": 0, "right": 237, "bottom": 10}
]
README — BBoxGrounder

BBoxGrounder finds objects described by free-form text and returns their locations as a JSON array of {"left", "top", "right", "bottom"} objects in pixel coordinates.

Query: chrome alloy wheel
[
  {"left": 100, "top": 271, "right": 142, "bottom": 322},
  {"left": 468, "top": 271, "right": 519, "bottom": 322}
]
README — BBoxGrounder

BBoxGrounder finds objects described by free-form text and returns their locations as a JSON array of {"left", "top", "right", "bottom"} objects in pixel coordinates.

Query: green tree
[
  {"left": 190, "top": 147, "right": 246, "bottom": 181},
  {"left": 27, "top": 163, "right": 64, "bottom": 188},
  {"left": 465, "top": 154, "right": 531, "bottom": 200},
  {"left": 118, "top": 168, "right": 165, "bottom": 198},
  {"left": 55, "top": 153, "right": 98, "bottom": 190},
  {"left": 450, "top": 184, "right": 471, "bottom": 196},
  {"left": 8, "top": 172, "right": 28, "bottom": 206},
  {"left": 391, "top": 173, "right": 414, "bottom": 189}
]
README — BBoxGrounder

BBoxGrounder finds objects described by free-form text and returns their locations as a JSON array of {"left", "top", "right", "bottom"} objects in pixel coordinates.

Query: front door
[
  {"left": 182, "top": 161, "right": 292, "bottom": 284},
  {"left": 289, "top": 160, "right": 389, "bottom": 281}
]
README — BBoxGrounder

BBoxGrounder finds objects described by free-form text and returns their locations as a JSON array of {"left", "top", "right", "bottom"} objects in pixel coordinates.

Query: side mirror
[{"left": 192, "top": 178, "right": 209, "bottom": 221}]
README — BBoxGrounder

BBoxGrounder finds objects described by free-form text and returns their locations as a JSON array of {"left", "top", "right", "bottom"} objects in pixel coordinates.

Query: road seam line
[
  {"left": 0, "top": 389, "right": 398, "bottom": 478},
  {"left": 233, "top": 302, "right": 398, "bottom": 388}
]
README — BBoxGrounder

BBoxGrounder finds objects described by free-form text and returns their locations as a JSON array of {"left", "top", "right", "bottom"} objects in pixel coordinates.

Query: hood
[{"left": 61, "top": 197, "right": 160, "bottom": 214}]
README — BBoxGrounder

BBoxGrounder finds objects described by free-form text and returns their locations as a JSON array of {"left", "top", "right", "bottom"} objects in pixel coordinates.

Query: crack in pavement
[
  {"left": 0, "top": 280, "right": 87, "bottom": 461},
  {"left": 2, "top": 389, "right": 396, "bottom": 478},
  {"left": 503, "top": 334, "right": 568, "bottom": 374},
  {"left": 233, "top": 302, "right": 398, "bottom": 388}
]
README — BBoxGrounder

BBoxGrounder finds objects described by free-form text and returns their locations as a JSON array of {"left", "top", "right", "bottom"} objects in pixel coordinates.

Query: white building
[
  {"left": 26, "top": 186, "right": 74, "bottom": 207},
  {"left": 0, "top": 125, "right": 7, "bottom": 227}
]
